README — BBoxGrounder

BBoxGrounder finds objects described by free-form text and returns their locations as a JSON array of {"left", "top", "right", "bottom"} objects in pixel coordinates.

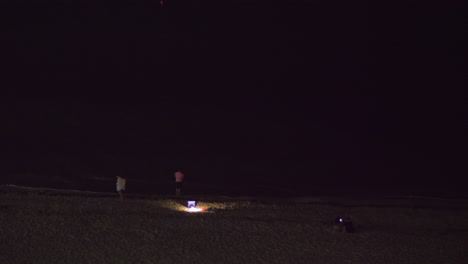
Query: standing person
[
  {"left": 116, "top": 176, "right": 126, "bottom": 201},
  {"left": 174, "top": 170, "right": 184, "bottom": 197}
]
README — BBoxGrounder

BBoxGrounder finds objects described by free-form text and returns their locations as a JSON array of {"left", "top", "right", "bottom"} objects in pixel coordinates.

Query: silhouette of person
[
  {"left": 175, "top": 170, "right": 184, "bottom": 197},
  {"left": 343, "top": 217, "right": 355, "bottom": 233},
  {"left": 116, "top": 176, "right": 126, "bottom": 201}
]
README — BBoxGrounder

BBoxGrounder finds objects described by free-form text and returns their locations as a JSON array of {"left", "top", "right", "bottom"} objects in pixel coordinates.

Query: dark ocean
[
  {"left": 1, "top": 0, "right": 464, "bottom": 199},
  {"left": 2, "top": 174, "right": 466, "bottom": 199}
]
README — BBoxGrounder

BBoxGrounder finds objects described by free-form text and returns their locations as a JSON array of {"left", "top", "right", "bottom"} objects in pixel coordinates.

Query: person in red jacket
[{"left": 174, "top": 170, "right": 184, "bottom": 197}]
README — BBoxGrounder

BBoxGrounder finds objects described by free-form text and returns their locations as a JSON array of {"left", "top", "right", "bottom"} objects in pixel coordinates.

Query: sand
[{"left": 1, "top": 188, "right": 467, "bottom": 264}]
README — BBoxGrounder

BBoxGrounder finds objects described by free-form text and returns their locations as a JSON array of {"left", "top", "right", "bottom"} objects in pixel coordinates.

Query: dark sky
[{"left": 1, "top": 0, "right": 465, "bottom": 190}]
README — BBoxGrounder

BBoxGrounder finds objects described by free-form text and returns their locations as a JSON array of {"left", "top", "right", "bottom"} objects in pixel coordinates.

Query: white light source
[
  {"left": 185, "top": 200, "right": 205, "bottom": 212},
  {"left": 187, "top": 201, "right": 196, "bottom": 208},
  {"left": 185, "top": 207, "right": 203, "bottom": 212}
]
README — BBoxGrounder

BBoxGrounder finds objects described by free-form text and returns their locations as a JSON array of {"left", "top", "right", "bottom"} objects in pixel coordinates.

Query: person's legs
[
  {"left": 118, "top": 190, "right": 123, "bottom": 201},
  {"left": 175, "top": 182, "right": 182, "bottom": 197}
]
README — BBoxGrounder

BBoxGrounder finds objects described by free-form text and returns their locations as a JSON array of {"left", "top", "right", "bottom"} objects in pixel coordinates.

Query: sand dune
[{"left": 1, "top": 188, "right": 467, "bottom": 264}]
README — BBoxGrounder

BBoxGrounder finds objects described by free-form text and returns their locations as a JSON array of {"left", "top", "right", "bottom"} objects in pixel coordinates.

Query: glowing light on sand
[
  {"left": 185, "top": 207, "right": 203, "bottom": 212},
  {"left": 184, "top": 200, "right": 204, "bottom": 212}
]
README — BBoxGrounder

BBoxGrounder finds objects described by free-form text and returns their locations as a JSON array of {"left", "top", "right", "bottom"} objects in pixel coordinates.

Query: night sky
[{"left": 1, "top": 0, "right": 465, "bottom": 194}]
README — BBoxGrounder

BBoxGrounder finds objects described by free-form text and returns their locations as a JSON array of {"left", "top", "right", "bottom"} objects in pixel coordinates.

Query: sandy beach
[{"left": 1, "top": 186, "right": 467, "bottom": 264}]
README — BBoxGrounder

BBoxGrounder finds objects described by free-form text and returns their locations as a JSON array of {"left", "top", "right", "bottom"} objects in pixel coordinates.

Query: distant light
[
  {"left": 185, "top": 201, "right": 203, "bottom": 212},
  {"left": 185, "top": 207, "right": 203, "bottom": 212}
]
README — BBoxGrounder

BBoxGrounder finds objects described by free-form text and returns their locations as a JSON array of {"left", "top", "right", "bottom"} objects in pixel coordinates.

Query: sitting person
[{"left": 343, "top": 217, "right": 355, "bottom": 233}]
